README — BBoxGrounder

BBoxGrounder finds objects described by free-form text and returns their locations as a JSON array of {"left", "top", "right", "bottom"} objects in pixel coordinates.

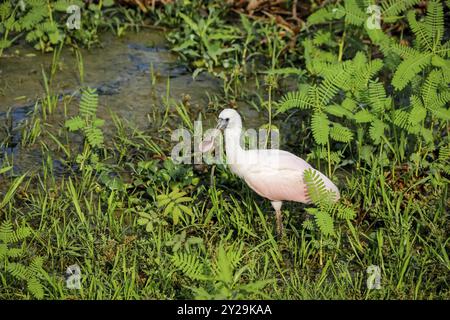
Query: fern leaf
[
  {"left": 65, "top": 116, "right": 85, "bottom": 132},
  {"left": 369, "top": 119, "right": 387, "bottom": 144},
  {"left": 0, "top": 2, "right": 12, "bottom": 21},
  {"left": 311, "top": 113, "right": 330, "bottom": 145},
  {"left": 172, "top": 252, "right": 207, "bottom": 281},
  {"left": 277, "top": 90, "right": 314, "bottom": 113},
  {"left": 392, "top": 53, "right": 432, "bottom": 90},
  {"left": 307, "top": 208, "right": 335, "bottom": 236},
  {"left": 7, "top": 262, "right": 31, "bottom": 280},
  {"left": 381, "top": 0, "right": 420, "bottom": 17},
  {"left": 0, "top": 243, "right": 7, "bottom": 260},
  {"left": 325, "top": 104, "right": 353, "bottom": 118},
  {"left": 27, "top": 277, "right": 44, "bottom": 299},
  {"left": 307, "top": 7, "right": 337, "bottom": 26},
  {"left": 79, "top": 88, "right": 98, "bottom": 118},
  {"left": 0, "top": 220, "right": 14, "bottom": 243},
  {"left": 368, "top": 81, "right": 388, "bottom": 113},
  {"left": 304, "top": 168, "right": 337, "bottom": 206},
  {"left": 343, "top": 0, "right": 366, "bottom": 26},
  {"left": 353, "top": 109, "right": 375, "bottom": 123},
  {"left": 393, "top": 110, "right": 411, "bottom": 130},
  {"left": 409, "top": 99, "right": 427, "bottom": 124},
  {"left": 83, "top": 126, "right": 104, "bottom": 148},
  {"left": 335, "top": 204, "right": 356, "bottom": 220},
  {"left": 438, "top": 146, "right": 450, "bottom": 163},
  {"left": 407, "top": 10, "right": 433, "bottom": 52},
  {"left": 330, "top": 123, "right": 353, "bottom": 142},
  {"left": 425, "top": 1, "right": 444, "bottom": 49},
  {"left": 422, "top": 69, "right": 442, "bottom": 104}
]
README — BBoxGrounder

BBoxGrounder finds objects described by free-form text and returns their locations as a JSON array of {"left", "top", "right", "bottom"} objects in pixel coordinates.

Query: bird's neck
[{"left": 224, "top": 126, "right": 244, "bottom": 165}]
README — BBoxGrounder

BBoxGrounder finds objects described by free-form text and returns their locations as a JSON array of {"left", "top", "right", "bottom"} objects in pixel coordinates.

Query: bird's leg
[
  {"left": 276, "top": 210, "right": 283, "bottom": 237},
  {"left": 271, "top": 201, "right": 283, "bottom": 237}
]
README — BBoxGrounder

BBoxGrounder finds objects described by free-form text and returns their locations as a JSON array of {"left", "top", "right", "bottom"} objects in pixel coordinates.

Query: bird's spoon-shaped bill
[
  {"left": 199, "top": 138, "right": 214, "bottom": 153},
  {"left": 199, "top": 129, "right": 220, "bottom": 153}
]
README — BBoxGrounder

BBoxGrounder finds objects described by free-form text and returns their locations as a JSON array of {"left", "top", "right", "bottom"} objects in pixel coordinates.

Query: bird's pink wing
[
  {"left": 243, "top": 169, "right": 311, "bottom": 203},
  {"left": 242, "top": 149, "right": 340, "bottom": 202}
]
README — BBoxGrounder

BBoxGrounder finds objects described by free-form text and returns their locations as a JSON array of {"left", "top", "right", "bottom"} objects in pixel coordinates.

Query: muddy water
[
  {"left": 0, "top": 30, "right": 222, "bottom": 125},
  {"left": 0, "top": 30, "right": 269, "bottom": 176}
]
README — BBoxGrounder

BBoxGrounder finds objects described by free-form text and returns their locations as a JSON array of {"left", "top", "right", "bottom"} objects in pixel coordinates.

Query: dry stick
[
  {"left": 292, "top": 0, "right": 298, "bottom": 21},
  {"left": 135, "top": 0, "right": 148, "bottom": 13}
]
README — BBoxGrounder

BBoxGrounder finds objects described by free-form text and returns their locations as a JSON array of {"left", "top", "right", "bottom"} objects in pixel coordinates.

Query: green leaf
[
  {"left": 65, "top": 116, "right": 85, "bottom": 131},
  {"left": 311, "top": 113, "right": 330, "bottom": 145}
]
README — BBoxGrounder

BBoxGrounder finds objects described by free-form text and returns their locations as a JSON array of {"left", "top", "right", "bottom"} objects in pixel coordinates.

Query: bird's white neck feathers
[{"left": 224, "top": 126, "right": 243, "bottom": 164}]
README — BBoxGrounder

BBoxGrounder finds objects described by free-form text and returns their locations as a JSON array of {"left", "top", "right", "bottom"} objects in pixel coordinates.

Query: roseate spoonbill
[{"left": 200, "top": 109, "right": 340, "bottom": 236}]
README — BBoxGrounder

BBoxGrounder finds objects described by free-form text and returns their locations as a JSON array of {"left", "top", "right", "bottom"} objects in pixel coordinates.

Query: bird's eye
[{"left": 225, "top": 118, "right": 230, "bottom": 121}]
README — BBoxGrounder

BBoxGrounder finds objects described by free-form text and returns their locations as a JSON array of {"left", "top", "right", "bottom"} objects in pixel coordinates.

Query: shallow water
[
  {"left": 0, "top": 30, "right": 222, "bottom": 124},
  {"left": 0, "top": 29, "right": 271, "bottom": 176}
]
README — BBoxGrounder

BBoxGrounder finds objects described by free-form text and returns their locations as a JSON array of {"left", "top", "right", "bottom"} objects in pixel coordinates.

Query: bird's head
[
  {"left": 217, "top": 108, "right": 242, "bottom": 130},
  {"left": 199, "top": 109, "right": 242, "bottom": 153}
]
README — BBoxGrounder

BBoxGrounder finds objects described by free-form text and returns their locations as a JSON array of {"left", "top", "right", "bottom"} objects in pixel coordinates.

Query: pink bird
[{"left": 200, "top": 109, "right": 340, "bottom": 236}]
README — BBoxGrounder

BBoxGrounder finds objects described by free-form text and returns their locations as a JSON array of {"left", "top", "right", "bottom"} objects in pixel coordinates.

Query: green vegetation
[{"left": 0, "top": 0, "right": 449, "bottom": 299}]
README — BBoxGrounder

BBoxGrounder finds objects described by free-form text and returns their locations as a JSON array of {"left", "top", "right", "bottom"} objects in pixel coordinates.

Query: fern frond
[
  {"left": 308, "top": 208, "right": 335, "bottom": 236},
  {"left": 307, "top": 9, "right": 331, "bottom": 26},
  {"left": 0, "top": 243, "right": 7, "bottom": 260},
  {"left": 428, "top": 90, "right": 450, "bottom": 111},
  {"left": 392, "top": 53, "right": 432, "bottom": 90},
  {"left": 0, "top": 220, "right": 14, "bottom": 243},
  {"left": 302, "top": 219, "right": 315, "bottom": 230},
  {"left": 381, "top": 0, "right": 420, "bottom": 17},
  {"left": 335, "top": 204, "right": 356, "bottom": 220},
  {"left": 425, "top": 1, "right": 444, "bottom": 49},
  {"left": 325, "top": 104, "right": 353, "bottom": 118},
  {"left": 407, "top": 10, "right": 433, "bottom": 52},
  {"left": 83, "top": 127, "right": 104, "bottom": 148},
  {"left": 7, "top": 262, "right": 31, "bottom": 280},
  {"left": 393, "top": 110, "right": 411, "bottom": 130},
  {"left": 421, "top": 69, "right": 442, "bottom": 104},
  {"left": 369, "top": 119, "right": 387, "bottom": 144},
  {"left": 0, "top": 2, "right": 12, "bottom": 21},
  {"left": 409, "top": 97, "right": 427, "bottom": 124},
  {"left": 65, "top": 116, "right": 85, "bottom": 132},
  {"left": 14, "top": 226, "right": 32, "bottom": 242},
  {"left": 353, "top": 59, "right": 384, "bottom": 90},
  {"left": 313, "top": 31, "right": 333, "bottom": 46},
  {"left": 172, "top": 252, "right": 207, "bottom": 281},
  {"left": 6, "top": 247, "right": 24, "bottom": 258},
  {"left": 343, "top": 0, "right": 366, "bottom": 26},
  {"left": 342, "top": 97, "right": 357, "bottom": 111},
  {"left": 304, "top": 168, "right": 337, "bottom": 206},
  {"left": 330, "top": 123, "right": 353, "bottom": 142},
  {"left": 29, "top": 256, "right": 44, "bottom": 273},
  {"left": 27, "top": 277, "right": 44, "bottom": 299},
  {"left": 79, "top": 88, "right": 99, "bottom": 118},
  {"left": 428, "top": 106, "right": 450, "bottom": 120},
  {"left": 16, "top": 6, "right": 47, "bottom": 31},
  {"left": 353, "top": 109, "right": 375, "bottom": 123},
  {"left": 0, "top": 221, "right": 31, "bottom": 244},
  {"left": 277, "top": 90, "right": 314, "bottom": 113},
  {"left": 317, "top": 68, "right": 351, "bottom": 105},
  {"left": 311, "top": 113, "right": 330, "bottom": 145},
  {"left": 389, "top": 43, "right": 421, "bottom": 59},
  {"left": 438, "top": 146, "right": 450, "bottom": 163},
  {"left": 368, "top": 81, "right": 388, "bottom": 114}
]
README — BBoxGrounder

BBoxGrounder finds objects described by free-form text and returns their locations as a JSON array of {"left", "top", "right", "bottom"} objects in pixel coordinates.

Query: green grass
[
  {"left": 1, "top": 0, "right": 449, "bottom": 300},
  {"left": 0, "top": 97, "right": 448, "bottom": 299}
]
